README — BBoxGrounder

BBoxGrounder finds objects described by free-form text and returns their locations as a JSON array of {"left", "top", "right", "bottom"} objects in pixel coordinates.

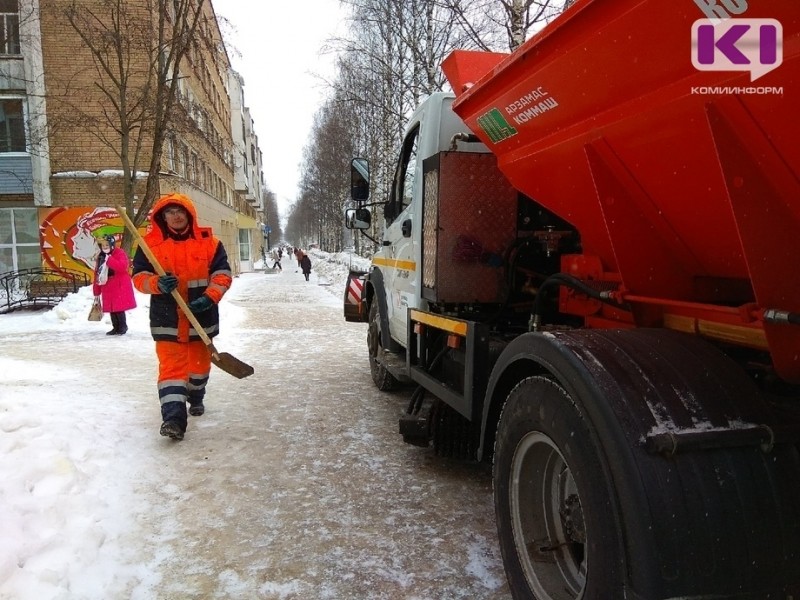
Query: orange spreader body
[{"left": 443, "top": 0, "right": 800, "bottom": 382}]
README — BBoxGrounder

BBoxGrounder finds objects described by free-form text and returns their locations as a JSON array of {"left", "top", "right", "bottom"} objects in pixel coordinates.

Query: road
[
  {"left": 129, "top": 266, "right": 510, "bottom": 598},
  {"left": 1, "top": 260, "right": 511, "bottom": 599}
]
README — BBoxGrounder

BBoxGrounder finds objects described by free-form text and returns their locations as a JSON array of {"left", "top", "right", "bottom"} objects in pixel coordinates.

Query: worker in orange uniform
[{"left": 132, "top": 193, "right": 233, "bottom": 441}]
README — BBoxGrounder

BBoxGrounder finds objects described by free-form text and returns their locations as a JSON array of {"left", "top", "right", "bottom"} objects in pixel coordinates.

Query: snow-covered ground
[{"left": 0, "top": 250, "right": 510, "bottom": 599}]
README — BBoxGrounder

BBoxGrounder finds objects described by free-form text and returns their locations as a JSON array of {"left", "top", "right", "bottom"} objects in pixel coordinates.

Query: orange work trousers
[{"left": 155, "top": 340, "right": 211, "bottom": 421}]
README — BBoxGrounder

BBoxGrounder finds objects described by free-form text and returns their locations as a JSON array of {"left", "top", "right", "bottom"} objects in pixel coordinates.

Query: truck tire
[
  {"left": 488, "top": 329, "right": 800, "bottom": 599},
  {"left": 494, "top": 376, "right": 623, "bottom": 599},
  {"left": 367, "top": 301, "right": 398, "bottom": 391}
]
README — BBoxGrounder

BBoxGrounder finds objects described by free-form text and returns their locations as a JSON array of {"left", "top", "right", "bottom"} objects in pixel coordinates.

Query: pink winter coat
[{"left": 92, "top": 247, "right": 137, "bottom": 313}]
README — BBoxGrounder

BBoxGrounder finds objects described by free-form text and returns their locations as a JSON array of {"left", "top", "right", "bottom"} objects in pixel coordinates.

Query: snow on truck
[{"left": 344, "top": 0, "right": 800, "bottom": 598}]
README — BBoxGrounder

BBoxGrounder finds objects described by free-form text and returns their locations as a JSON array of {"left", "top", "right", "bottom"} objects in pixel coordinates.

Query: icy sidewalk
[{"left": 0, "top": 265, "right": 509, "bottom": 599}]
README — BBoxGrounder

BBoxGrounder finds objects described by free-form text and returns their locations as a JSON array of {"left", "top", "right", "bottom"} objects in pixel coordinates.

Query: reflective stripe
[
  {"left": 158, "top": 378, "right": 186, "bottom": 390},
  {"left": 152, "top": 326, "right": 180, "bottom": 336},
  {"left": 158, "top": 379, "right": 187, "bottom": 406},
  {"left": 211, "top": 269, "right": 232, "bottom": 278},
  {"left": 190, "top": 324, "right": 219, "bottom": 337},
  {"left": 188, "top": 279, "right": 209, "bottom": 289},
  {"left": 152, "top": 324, "right": 218, "bottom": 338},
  {"left": 347, "top": 277, "right": 364, "bottom": 305},
  {"left": 372, "top": 257, "right": 416, "bottom": 271},
  {"left": 159, "top": 393, "right": 186, "bottom": 406},
  {"left": 152, "top": 324, "right": 218, "bottom": 337},
  {"left": 409, "top": 309, "right": 469, "bottom": 336},
  {"left": 187, "top": 373, "right": 209, "bottom": 391}
]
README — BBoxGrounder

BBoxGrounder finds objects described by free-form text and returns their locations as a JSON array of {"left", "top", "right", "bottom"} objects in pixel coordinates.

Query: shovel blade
[{"left": 211, "top": 351, "right": 254, "bottom": 379}]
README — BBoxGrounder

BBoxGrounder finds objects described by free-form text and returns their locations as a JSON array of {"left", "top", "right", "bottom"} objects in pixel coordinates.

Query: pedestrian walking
[
  {"left": 300, "top": 252, "right": 312, "bottom": 282},
  {"left": 271, "top": 248, "right": 282, "bottom": 271},
  {"left": 92, "top": 234, "right": 136, "bottom": 335},
  {"left": 131, "top": 193, "right": 233, "bottom": 441}
]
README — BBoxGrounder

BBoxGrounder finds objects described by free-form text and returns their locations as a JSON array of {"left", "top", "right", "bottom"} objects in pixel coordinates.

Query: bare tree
[
  {"left": 443, "top": 0, "right": 573, "bottom": 51},
  {"left": 50, "top": 0, "right": 213, "bottom": 251},
  {"left": 290, "top": 0, "right": 574, "bottom": 250},
  {"left": 261, "top": 187, "right": 282, "bottom": 247},
  {"left": 287, "top": 93, "right": 353, "bottom": 253}
]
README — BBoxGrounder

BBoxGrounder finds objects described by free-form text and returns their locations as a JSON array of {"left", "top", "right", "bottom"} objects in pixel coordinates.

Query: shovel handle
[{"left": 114, "top": 204, "right": 217, "bottom": 352}]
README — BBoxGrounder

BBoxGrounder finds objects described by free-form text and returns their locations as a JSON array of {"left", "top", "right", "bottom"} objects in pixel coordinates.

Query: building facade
[
  {"left": 229, "top": 70, "right": 266, "bottom": 270},
  {"left": 0, "top": 0, "right": 262, "bottom": 278}
]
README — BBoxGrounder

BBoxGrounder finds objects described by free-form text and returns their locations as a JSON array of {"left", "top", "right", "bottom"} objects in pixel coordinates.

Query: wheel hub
[
  {"left": 561, "top": 493, "right": 586, "bottom": 545},
  {"left": 509, "top": 431, "right": 587, "bottom": 600}
]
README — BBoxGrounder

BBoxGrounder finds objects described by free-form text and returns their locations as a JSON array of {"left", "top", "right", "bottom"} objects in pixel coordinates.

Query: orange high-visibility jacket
[{"left": 132, "top": 193, "right": 232, "bottom": 342}]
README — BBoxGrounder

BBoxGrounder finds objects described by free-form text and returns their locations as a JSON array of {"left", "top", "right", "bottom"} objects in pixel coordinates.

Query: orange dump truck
[{"left": 344, "top": 0, "right": 799, "bottom": 597}]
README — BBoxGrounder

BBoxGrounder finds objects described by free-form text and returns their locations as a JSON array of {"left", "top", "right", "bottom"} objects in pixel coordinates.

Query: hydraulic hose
[
  {"left": 449, "top": 132, "right": 481, "bottom": 151},
  {"left": 530, "top": 272, "right": 628, "bottom": 331},
  {"left": 407, "top": 337, "right": 449, "bottom": 415}
]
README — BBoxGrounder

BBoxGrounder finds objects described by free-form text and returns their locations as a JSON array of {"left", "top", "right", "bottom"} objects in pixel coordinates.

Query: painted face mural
[{"left": 39, "top": 207, "right": 147, "bottom": 276}]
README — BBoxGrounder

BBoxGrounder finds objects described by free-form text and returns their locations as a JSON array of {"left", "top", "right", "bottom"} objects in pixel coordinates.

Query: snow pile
[{"left": 307, "top": 248, "right": 370, "bottom": 292}]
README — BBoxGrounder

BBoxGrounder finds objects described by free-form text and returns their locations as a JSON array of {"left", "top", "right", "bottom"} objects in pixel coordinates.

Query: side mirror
[
  {"left": 351, "top": 158, "right": 370, "bottom": 201},
  {"left": 345, "top": 207, "right": 371, "bottom": 230}
]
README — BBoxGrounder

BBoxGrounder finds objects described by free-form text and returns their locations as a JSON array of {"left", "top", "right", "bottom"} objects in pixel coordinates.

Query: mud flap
[{"left": 344, "top": 270, "right": 368, "bottom": 322}]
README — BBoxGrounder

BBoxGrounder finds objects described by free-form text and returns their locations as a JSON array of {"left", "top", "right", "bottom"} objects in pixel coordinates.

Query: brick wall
[
  {"left": 39, "top": 0, "right": 237, "bottom": 210},
  {"left": 49, "top": 176, "right": 148, "bottom": 207}
]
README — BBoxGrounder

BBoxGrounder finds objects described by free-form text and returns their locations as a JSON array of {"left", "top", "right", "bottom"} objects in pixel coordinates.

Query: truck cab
[{"left": 372, "top": 92, "right": 491, "bottom": 347}]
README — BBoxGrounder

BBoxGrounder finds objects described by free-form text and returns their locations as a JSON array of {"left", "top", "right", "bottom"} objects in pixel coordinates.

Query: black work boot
[
  {"left": 160, "top": 420, "right": 184, "bottom": 440},
  {"left": 188, "top": 403, "right": 205, "bottom": 416}
]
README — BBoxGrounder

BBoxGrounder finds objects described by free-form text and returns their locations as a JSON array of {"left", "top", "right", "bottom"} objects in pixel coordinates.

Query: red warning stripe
[{"left": 347, "top": 277, "right": 364, "bottom": 304}]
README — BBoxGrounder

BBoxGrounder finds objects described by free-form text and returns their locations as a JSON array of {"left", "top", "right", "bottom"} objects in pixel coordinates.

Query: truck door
[{"left": 382, "top": 125, "right": 420, "bottom": 344}]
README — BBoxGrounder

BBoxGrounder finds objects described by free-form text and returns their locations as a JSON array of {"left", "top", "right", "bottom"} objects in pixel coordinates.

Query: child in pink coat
[{"left": 92, "top": 234, "right": 137, "bottom": 335}]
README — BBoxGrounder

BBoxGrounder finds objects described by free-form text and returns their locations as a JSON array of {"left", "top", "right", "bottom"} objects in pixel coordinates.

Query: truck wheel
[
  {"left": 494, "top": 375, "right": 622, "bottom": 599},
  {"left": 489, "top": 329, "right": 800, "bottom": 598},
  {"left": 367, "top": 301, "right": 398, "bottom": 390}
]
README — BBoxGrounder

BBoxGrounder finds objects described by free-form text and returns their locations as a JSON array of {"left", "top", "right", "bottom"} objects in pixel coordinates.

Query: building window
[
  {"left": 180, "top": 143, "right": 189, "bottom": 177},
  {"left": 0, "top": 98, "right": 26, "bottom": 153},
  {"left": 166, "top": 136, "right": 175, "bottom": 172},
  {"left": 0, "top": 208, "right": 40, "bottom": 273},
  {"left": 191, "top": 153, "right": 198, "bottom": 184},
  {"left": 238, "top": 228, "right": 250, "bottom": 262},
  {"left": 0, "top": 0, "right": 19, "bottom": 55}
]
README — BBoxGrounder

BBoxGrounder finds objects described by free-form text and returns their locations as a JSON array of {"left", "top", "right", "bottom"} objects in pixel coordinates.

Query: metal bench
[{"left": 0, "top": 268, "right": 91, "bottom": 313}]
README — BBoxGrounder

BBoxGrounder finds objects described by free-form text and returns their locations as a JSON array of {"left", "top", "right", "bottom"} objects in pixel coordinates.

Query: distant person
[
  {"left": 132, "top": 193, "right": 232, "bottom": 441},
  {"left": 92, "top": 234, "right": 136, "bottom": 335},
  {"left": 271, "top": 248, "right": 282, "bottom": 271},
  {"left": 300, "top": 251, "right": 312, "bottom": 282},
  {"left": 294, "top": 247, "right": 302, "bottom": 269}
]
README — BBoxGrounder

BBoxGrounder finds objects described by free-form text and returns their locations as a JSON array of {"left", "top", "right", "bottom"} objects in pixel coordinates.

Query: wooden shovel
[{"left": 115, "top": 205, "right": 254, "bottom": 379}]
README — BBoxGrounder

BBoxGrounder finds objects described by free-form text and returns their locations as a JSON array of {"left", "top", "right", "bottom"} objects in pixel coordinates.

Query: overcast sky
[{"left": 211, "top": 0, "right": 349, "bottom": 221}]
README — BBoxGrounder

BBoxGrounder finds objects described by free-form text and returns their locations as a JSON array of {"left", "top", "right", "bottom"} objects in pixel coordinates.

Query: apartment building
[
  {"left": 230, "top": 72, "right": 265, "bottom": 213},
  {"left": 0, "top": 0, "right": 262, "bottom": 277}
]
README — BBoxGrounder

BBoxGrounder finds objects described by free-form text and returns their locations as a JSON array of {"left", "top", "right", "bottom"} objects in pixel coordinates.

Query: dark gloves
[
  {"left": 157, "top": 274, "right": 178, "bottom": 294},
  {"left": 188, "top": 295, "right": 214, "bottom": 313}
]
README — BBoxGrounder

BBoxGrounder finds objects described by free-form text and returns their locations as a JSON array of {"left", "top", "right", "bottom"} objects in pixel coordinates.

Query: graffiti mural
[{"left": 39, "top": 207, "right": 148, "bottom": 277}]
